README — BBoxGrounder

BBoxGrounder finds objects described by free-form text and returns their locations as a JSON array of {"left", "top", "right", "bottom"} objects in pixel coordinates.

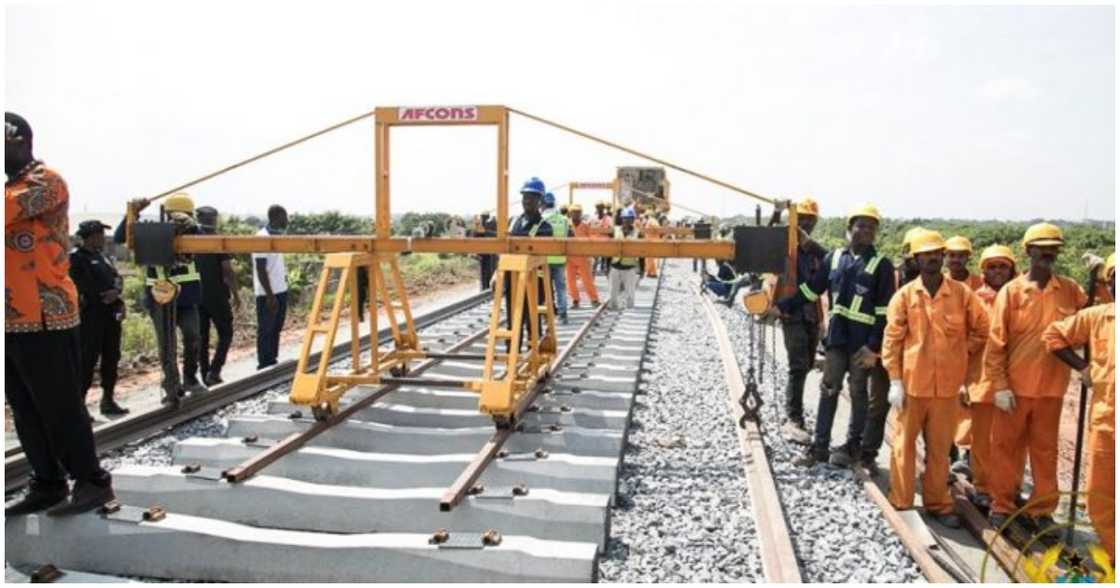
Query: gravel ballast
[{"left": 598, "top": 267, "right": 763, "bottom": 583}]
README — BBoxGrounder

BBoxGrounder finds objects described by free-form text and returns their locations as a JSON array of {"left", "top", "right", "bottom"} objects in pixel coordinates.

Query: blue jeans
[
  {"left": 549, "top": 264, "right": 568, "bottom": 317},
  {"left": 255, "top": 292, "right": 288, "bottom": 369}
]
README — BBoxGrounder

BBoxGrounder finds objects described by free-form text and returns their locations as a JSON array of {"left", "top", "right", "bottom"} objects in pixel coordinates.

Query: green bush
[{"left": 120, "top": 312, "right": 157, "bottom": 362}]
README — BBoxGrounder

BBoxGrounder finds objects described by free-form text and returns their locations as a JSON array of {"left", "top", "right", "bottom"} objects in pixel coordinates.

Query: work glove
[
  {"left": 853, "top": 345, "right": 880, "bottom": 369},
  {"left": 888, "top": 380, "right": 905, "bottom": 409},
  {"left": 994, "top": 389, "right": 1016, "bottom": 413}
]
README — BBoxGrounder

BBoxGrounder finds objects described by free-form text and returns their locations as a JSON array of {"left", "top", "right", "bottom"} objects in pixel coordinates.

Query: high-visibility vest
[
  {"left": 611, "top": 226, "right": 639, "bottom": 268},
  {"left": 144, "top": 262, "right": 200, "bottom": 286},
  {"left": 804, "top": 250, "right": 885, "bottom": 326},
  {"left": 545, "top": 210, "right": 568, "bottom": 265}
]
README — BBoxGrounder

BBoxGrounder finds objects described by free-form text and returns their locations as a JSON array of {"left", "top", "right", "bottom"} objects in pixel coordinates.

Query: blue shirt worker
[{"left": 506, "top": 177, "right": 553, "bottom": 351}]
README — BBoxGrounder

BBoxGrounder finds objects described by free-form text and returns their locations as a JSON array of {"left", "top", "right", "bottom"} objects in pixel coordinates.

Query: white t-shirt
[{"left": 252, "top": 227, "right": 288, "bottom": 296}]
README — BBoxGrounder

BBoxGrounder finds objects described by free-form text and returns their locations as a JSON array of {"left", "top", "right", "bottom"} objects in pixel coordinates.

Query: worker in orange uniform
[
  {"left": 897, "top": 227, "right": 929, "bottom": 288},
  {"left": 943, "top": 235, "right": 982, "bottom": 477},
  {"left": 961, "top": 244, "right": 1019, "bottom": 512},
  {"left": 565, "top": 204, "right": 600, "bottom": 308},
  {"left": 985, "top": 223, "right": 1088, "bottom": 535},
  {"left": 1043, "top": 253, "right": 1115, "bottom": 562},
  {"left": 882, "top": 230, "right": 990, "bottom": 529},
  {"left": 594, "top": 201, "right": 614, "bottom": 276},
  {"left": 1082, "top": 252, "right": 1115, "bottom": 304}
]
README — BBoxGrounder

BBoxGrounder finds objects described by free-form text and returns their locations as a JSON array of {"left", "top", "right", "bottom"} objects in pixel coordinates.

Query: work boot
[
  {"left": 203, "top": 371, "right": 223, "bottom": 387},
  {"left": 46, "top": 478, "right": 114, "bottom": 517},
  {"left": 182, "top": 376, "right": 207, "bottom": 395},
  {"left": 161, "top": 386, "right": 183, "bottom": 408},
  {"left": 781, "top": 421, "right": 812, "bottom": 445},
  {"left": 100, "top": 398, "right": 130, "bottom": 417},
  {"left": 1031, "top": 515, "right": 1059, "bottom": 538},
  {"left": 860, "top": 455, "right": 879, "bottom": 477},
  {"left": 828, "top": 444, "right": 855, "bottom": 467},
  {"left": 794, "top": 448, "right": 828, "bottom": 467},
  {"left": 971, "top": 492, "right": 992, "bottom": 512},
  {"left": 933, "top": 513, "right": 962, "bottom": 529},
  {"left": 5, "top": 481, "right": 67, "bottom": 516}
]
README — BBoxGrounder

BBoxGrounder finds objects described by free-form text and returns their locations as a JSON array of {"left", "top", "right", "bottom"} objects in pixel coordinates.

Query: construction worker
[
  {"left": 1082, "top": 252, "right": 1115, "bottom": 304},
  {"left": 897, "top": 227, "right": 929, "bottom": 288},
  {"left": 961, "top": 244, "right": 1019, "bottom": 512},
  {"left": 565, "top": 204, "right": 600, "bottom": 308},
  {"left": 195, "top": 206, "right": 241, "bottom": 386},
  {"left": 5, "top": 111, "right": 115, "bottom": 516},
  {"left": 254, "top": 204, "right": 290, "bottom": 369},
  {"left": 985, "top": 222, "right": 1088, "bottom": 534},
  {"left": 609, "top": 207, "right": 641, "bottom": 310},
  {"left": 70, "top": 220, "right": 129, "bottom": 416},
  {"left": 641, "top": 210, "right": 660, "bottom": 278},
  {"left": 882, "top": 230, "right": 990, "bottom": 529},
  {"left": 541, "top": 191, "right": 571, "bottom": 325},
  {"left": 1043, "top": 253, "right": 1115, "bottom": 562},
  {"left": 779, "top": 197, "right": 827, "bottom": 443},
  {"left": 506, "top": 178, "right": 553, "bottom": 350},
  {"left": 775, "top": 203, "right": 896, "bottom": 472},
  {"left": 117, "top": 193, "right": 206, "bottom": 405},
  {"left": 594, "top": 200, "right": 614, "bottom": 275},
  {"left": 473, "top": 211, "right": 498, "bottom": 291},
  {"left": 945, "top": 236, "right": 983, "bottom": 290}
]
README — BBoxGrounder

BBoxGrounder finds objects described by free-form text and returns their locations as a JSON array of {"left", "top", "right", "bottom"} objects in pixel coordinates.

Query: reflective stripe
[
  {"left": 831, "top": 305, "right": 876, "bottom": 325},
  {"left": 865, "top": 254, "right": 884, "bottom": 275},
  {"left": 850, "top": 294, "right": 864, "bottom": 311},
  {"left": 145, "top": 263, "right": 199, "bottom": 286},
  {"left": 831, "top": 251, "right": 842, "bottom": 271},
  {"left": 875, "top": 306, "right": 889, "bottom": 315},
  {"left": 800, "top": 283, "right": 819, "bottom": 302}
]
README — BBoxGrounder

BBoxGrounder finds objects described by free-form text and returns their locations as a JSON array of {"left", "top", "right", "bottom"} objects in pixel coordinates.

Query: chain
[{"left": 738, "top": 315, "right": 764, "bottom": 428}]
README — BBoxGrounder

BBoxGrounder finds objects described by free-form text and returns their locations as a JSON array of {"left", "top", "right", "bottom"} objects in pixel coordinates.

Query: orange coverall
[
  {"left": 566, "top": 221, "right": 600, "bottom": 305},
  {"left": 949, "top": 272, "right": 984, "bottom": 447},
  {"left": 984, "top": 274, "right": 1088, "bottom": 516},
  {"left": 1043, "top": 302, "right": 1115, "bottom": 560},
  {"left": 641, "top": 217, "right": 660, "bottom": 277},
  {"left": 882, "top": 277, "right": 990, "bottom": 514},
  {"left": 957, "top": 284, "right": 1009, "bottom": 498}
]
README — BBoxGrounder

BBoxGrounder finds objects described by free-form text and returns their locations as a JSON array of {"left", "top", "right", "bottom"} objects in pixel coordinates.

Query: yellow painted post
[
  {"left": 374, "top": 120, "right": 391, "bottom": 239},
  {"left": 497, "top": 108, "right": 509, "bottom": 239}
]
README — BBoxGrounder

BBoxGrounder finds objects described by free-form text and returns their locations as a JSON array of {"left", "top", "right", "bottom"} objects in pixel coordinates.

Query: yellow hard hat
[
  {"left": 1022, "top": 222, "right": 1064, "bottom": 249},
  {"left": 901, "top": 227, "right": 930, "bottom": 256},
  {"left": 795, "top": 197, "right": 819, "bottom": 217},
  {"left": 909, "top": 230, "right": 946, "bottom": 256},
  {"left": 945, "top": 236, "right": 973, "bottom": 254},
  {"left": 1106, "top": 252, "right": 1115, "bottom": 278},
  {"left": 164, "top": 193, "right": 195, "bottom": 215},
  {"left": 979, "top": 244, "right": 1016, "bottom": 270},
  {"left": 846, "top": 202, "right": 881, "bottom": 225},
  {"left": 569, "top": 203, "right": 583, "bottom": 213}
]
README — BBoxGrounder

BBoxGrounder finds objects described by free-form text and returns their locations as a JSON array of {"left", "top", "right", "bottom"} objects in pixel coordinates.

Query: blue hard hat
[
  {"left": 543, "top": 191, "right": 556, "bottom": 207},
  {"left": 520, "top": 177, "right": 546, "bottom": 196},
  {"left": 621, "top": 207, "right": 636, "bottom": 220}
]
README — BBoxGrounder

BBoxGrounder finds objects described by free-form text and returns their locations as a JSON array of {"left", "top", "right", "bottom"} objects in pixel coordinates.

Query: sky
[{"left": 4, "top": 1, "right": 1116, "bottom": 222}]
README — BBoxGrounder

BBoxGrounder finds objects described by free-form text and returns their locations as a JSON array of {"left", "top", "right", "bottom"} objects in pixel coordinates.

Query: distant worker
[
  {"left": 985, "top": 223, "right": 1087, "bottom": 534},
  {"left": 896, "top": 227, "right": 928, "bottom": 288},
  {"left": 473, "top": 211, "right": 498, "bottom": 290},
  {"left": 446, "top": 216, "right": 467, "bottom": 238},
  {"left": 779, "top": 198, "right": 827, "bottom": 443},
  {"left": 542, "top": 191, "right": 571, "bottom": 324},
  {"left": 641, "top": 211, "right": 661, "bottom": 278},
  {"left": 507, "top": 178, "right": 553, "bottom": 349},
  {"left": 195, "top": 206, "right": 241, "bottom": 385},
  {"left": 254, "top": 204, "right": 290, "bottom": 369},
  {"left": 774, "top": 203, "right": 896, "bottom": 472},
  {"left": 960, "top": 244, "right": 1019, "bottom": 512},
  {"left": 5, "top": 111, "right": 115, "bottom": 516},
  {"left": 117, "top": 193, "right": 206, "bottom": 405},
  {"left": 1043, "top": 252, "right": 1115, "bottom": 561},
  {"left": 565, "top": 204, "right": 600, "bottom": 308},
  {"left": 609, "top": 207, "right": 641, "bottom": 310},
  {"left": 69, "top": 220, "right": 129, "bottom": 416},
  {"left": 882, "top": 230, "right": 989, "bottom": 529},
  {"left": 594, "top": 201, "right": 614, "bottom": 275}
]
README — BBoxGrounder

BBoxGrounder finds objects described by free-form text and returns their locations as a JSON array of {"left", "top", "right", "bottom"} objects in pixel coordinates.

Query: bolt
[
  {"left": 482, "top": 529, "right": 503, "bottom": 546},
  {"left": 429, "top": 529, "right": 449, "bottom": 545}
]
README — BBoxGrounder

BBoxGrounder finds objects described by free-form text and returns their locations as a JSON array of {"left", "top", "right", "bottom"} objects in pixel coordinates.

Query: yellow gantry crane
[{"left": 126, "top": 104, "right": 799, "bottom": 428}]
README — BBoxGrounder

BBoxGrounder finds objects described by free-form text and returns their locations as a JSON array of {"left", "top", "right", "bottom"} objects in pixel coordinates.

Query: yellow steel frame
[
  {"left": 289, "top": 252, "right": 420, "bottom": 418},
  {"left": 473, "top": 254, "right": 557, "bottom": 425}
]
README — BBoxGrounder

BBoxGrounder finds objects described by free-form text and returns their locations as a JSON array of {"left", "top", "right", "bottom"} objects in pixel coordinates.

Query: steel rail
[
  {"left": 438, "top": 299, "right": 611, "bottom": 511},
  {"left": 4, "top": 291, "right": 492, "bottom": 492},
  {"left": 695, "top": 286, "right": 803, "bottom": 583}
]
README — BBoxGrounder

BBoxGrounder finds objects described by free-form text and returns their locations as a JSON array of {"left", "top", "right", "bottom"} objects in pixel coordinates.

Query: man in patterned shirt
[{"left": 5, "top": 112, "right": 115, "bottom": 516}]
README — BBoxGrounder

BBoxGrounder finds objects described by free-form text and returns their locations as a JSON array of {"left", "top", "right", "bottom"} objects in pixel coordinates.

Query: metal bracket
[
  {"left": 498, "top": 448, "right": 549, "bottom": 461},
  {"left": 241, "top": 435, "right": 278, "bottom": 448},
  {"left": 527, "top": 404, "right": 572, "bottom": 415},
  {"left": 470, "top": 483, "right": 529, "bottom": 500},
  {"left": 429, "top": 529, "right": 504, "bottom": 549},
  {"left": 515, "top": 423, "right": 563, "bottom": 434},
  {"left": 98, "top": 501, "right": 167, "bottom": 524},
  {"left": 181, "top": 463, "right": 226, "bottom": 481},
  {"left": 30, "top": 564, "right": 63, "bottom": 583}
]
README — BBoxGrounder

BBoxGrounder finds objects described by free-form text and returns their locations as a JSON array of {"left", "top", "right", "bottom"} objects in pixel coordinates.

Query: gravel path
[
  {"left": 696, "top": 258, "right": 923, "bottom": 583},
  {"left": 598, "top": 269, "right": 763, "bottom": 583}
]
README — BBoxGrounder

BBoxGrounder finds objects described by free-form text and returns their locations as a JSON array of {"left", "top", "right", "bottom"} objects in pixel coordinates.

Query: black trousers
[
  {"left": 199, "top": 300, "right": 234, "bottom": 379},
  {"left": 150, "top": 304, "right": 201, "bottom": 391},
  {"left": 781, "top": 315, "right": 819, "bottom": 425},
  {"left": 6, "top": 328, "right": 109, "bottom": 486},
  {"left": 78, "top": 305, "right": 122, "bottom": 403}
]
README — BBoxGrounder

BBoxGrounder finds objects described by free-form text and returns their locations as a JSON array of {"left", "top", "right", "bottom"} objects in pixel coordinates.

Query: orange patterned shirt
[{"left": 5, "top": 162, "right": 80, "bottom": 333}]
